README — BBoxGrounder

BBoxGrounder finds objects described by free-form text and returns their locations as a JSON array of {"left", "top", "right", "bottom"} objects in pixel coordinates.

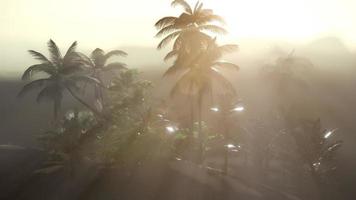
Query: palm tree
[
  {"left": 18, "top": 39, "right": 101, "bottom": 120},
  {"left": 262, "top": 51, "right": 314, "bottom": 93},
  {"left": 155, "top": 0, "right": 227, "bottom": 71},
  {"left": 170, "top": 38, "right": 239, "bottom": 162},
  {"left": 262, "top": 51, "right": 315, "bottom": 117},
  {"left": 77, "top": 48, "right": 127, "bottom": 109}
]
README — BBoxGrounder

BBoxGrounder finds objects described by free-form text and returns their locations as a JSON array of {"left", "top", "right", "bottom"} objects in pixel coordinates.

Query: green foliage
[
  {"left": 36, "top": 110, "right": 98, "bottom": 174},
  {"left": 38, "top": 111, "right": 97, "bottom": 153},
  {"left": 155, "top": 2, "right": 239, "bottom": 164},
  {"left": 265, "top": 53, "right": 343, "bottom": 186},
  {"left": 76, "top": 48, "right": 128, "bottom": 109},
  {"left": 31, "top": 55, "right": 180, "bottom": 174},
  {"left": 94, "top": 70, "right": 178, "bottom": 165}
]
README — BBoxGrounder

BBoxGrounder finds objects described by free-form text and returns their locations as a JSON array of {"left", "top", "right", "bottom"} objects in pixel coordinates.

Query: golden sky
[
  {"left": 1, "top": 0, "right": 356, "bottom": 73},
  {"left": 2, "top": 0, "right": 356, "bottom": 46}
]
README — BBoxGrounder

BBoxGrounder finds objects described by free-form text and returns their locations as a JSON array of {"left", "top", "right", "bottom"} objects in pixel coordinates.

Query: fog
[
  {"left": 1, "top": 0, "right": 356, "bottom": 75},
  {"left": 1, "top": 0, "right": 356, "bottom": 200}
]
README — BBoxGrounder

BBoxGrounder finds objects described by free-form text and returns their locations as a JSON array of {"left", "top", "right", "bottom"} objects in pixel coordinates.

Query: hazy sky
[{"left": 1, "top": 0, "right": 356, "bottom": 73}]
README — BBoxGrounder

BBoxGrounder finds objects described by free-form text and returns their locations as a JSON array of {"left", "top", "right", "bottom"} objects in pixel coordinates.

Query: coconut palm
[
  {"left": 262, "top": 51, "right": 314, "bottom": 93},
  {"left": 155, "top": 0, "right": 226, "bottom": 48},
  {"left": 170, "top": 38, "right": 239, "bottom": 162},
  {"left": 18, "top": 39, "right": 101, "bottom": 120},
  {"left": 155, "top": 0, "right": 226, "bottom": 69},
  {"left": 262, "top": 51, "right": 315, "bottom": 117},
  {"left": 77, "top": 48, "right": 127, "bottom": 109}
]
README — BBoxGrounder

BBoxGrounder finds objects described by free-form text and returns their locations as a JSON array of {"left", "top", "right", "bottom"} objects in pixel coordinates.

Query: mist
[{"left": 1, "top": 0, "right": 356, "bottom": 200}]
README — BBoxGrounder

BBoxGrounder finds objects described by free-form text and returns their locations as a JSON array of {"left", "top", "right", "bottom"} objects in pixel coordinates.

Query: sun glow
[{"left": 203, "top": 0, "right": 356, "bottom": 43}]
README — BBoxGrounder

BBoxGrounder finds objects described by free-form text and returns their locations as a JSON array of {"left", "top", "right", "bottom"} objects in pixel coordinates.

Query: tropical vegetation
[{"left": 6, "top": 1, "right": 344, "bottom": 199}]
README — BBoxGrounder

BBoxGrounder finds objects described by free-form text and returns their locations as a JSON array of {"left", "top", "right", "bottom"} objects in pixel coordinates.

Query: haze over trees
[
  {"left": 0, "top": 1, "right": 353, "bottom": 200},
  {"left": 18, "top": 40, "right": 101, "bottom": 119}
]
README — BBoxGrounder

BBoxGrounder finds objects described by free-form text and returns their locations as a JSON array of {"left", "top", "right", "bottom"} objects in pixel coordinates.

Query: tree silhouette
[
  {"left": 18, "top": 39, "right": 101, "bottom": 120},
  {"left": 170, "top": 38, "right": 239, "bottom": 162},
  {"left": 78, "top": 48, "right": 127, "bottom": 109},
  {"left": 262, "top": 51, "right": 314, "bottom": 94},
  {"left": 155, "top": 0, "right": 226, "bottom": 74},
  {"left": 287, "top": 118, "right": 342, "bottom": 199},
  {"left": 155, "top": 0, "right": 226, "bottom": 49}
]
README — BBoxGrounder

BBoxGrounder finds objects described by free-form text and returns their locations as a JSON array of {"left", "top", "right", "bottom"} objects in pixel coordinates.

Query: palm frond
[
  {"left": 163, "top": 63, "right": 185, "bottom": 77},
  {"left": 155, "top": 25, "right": 178, "bottom": 37},
  {"left": 68, "top": 75, "right": 102, "bottom": 86},
  {"left": 326, "top": 141, "right": 343, "bottom": 153},
  {"left": 74, "top": 52, "right": 95, "bottom": 68},
  {"left": 194, "top": 1, "right": 203, "bottom": 13},
  {"left": 175, "top": 13, "right": 193, "bottom": 27},
  {"left": 197, "top": 14, "right": 225, "bottom": 25},
  {"left": 164, "top": 50, "right": 178, "bottom": 62},
  {"left": 62, "top": 42, "right": 80, "bottom": 68},
  {"left": 103, "top": 62, "right": 128, "bottom": 71},
  {"left": 170, "top": 70, "right": 194, "bottom": 97},
  {"left": 18, "top": 78, "right": 50, "bottom": 98},
  {"left": 198, "top": 25, "right": 227, "bottom": 35},
  {"left": 65, "top": 79, "right": 82, "bottom": 93},
  {"left": 36, "top": 84, "right": 61, "bottom": 103},
  {"left": 64, "top": 41, "right": 77, "bottom": 59},
  {"left": 157, "top": 31, "right": 181, "bottom": 49},
  {"left": 218, "top": 44, "right": 239, "bottom": 54},
  {"left": 200, "top": 9, "right": 213, "bottom": 15},
  {"left": 171, "top": 0, "right": 193, "bottom": 14},
  {"left": 47, "top": 39, "right": 62, "bottom": 65},
  {"left": 60, "top": 65, "right": 84, "bottom": 75},
  {"left": 28, "top": 50, "right": 51, "bottom": 64},
  {"left": 210, "top": 70, "right": 236, "bottom": 95},
  {"left": 91, "top": 48, "right": 105, "bottom": 58},
  {"left": 213, "top": 62, "right": 240, "bottom": 71},
  {"left": 155, "top": 16, "right": 177, "bottom": 29},
  {"left": 105, "top": 50, "right": 128, "bottom": 60},
  {"left": 21, "top": 64, "right": 55, "bottom": 80},
  {"left": 172, "top": 35, "right": 184, "bottom": 50}
]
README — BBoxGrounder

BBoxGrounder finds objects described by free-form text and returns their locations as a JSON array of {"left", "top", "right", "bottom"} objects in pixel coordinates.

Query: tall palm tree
[
  {"left": 18, "top": 39, "right": 101, "bottom": 120},
  {"left": 77, "top": 48, "right": 127, "bottom": 109},
  {"left": 170, "top": 38, "right": 239, "bottom": 162},
  {"left": 155, "top": 0, "right": 226, "bottom": 48},
  {"left": 155, "top": 0, "right": 226, "bottom": 71}
]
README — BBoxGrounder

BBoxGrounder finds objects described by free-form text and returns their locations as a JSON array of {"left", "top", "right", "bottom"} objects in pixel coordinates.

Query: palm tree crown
[
  {"left": 19, "top": 39, "right": 100, "bottom": 119},
  {"left": 155, "top": 0, "right": 226, "bottom": 61},
  {"left": 82, "top": 48, "right": 128, "bottom": 71},
  {"left": 170, "top": 38, "right": 239, "bottom": 99},
  {"left": 169, "top": 38, "right": 238, "bottom": 163},
  {"left": 77, "top": 48, "right": 128, "bottom": 108}
]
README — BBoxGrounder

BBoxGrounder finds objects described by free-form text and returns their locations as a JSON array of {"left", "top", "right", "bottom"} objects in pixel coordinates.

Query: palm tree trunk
[
  {"left": 53, "top": 98, "right": 61, "bottom": 124},
  {"left": 189, "top": 95, "right": 195, "bottom": 135},
  {"left": 197, "top": 92, "right": 204, "bottom": 164},
  {"left": 54, "top": 101, "right": 59, "bottom": 120},
  {"left": 309, "top": 163, "right": 325, "bottom": 200},
  {"left": 222, "top": 114, "right": 229, "bottom": 175},
  {"left": 66, "top": 86, "right": 103, "bottom": 118}
]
